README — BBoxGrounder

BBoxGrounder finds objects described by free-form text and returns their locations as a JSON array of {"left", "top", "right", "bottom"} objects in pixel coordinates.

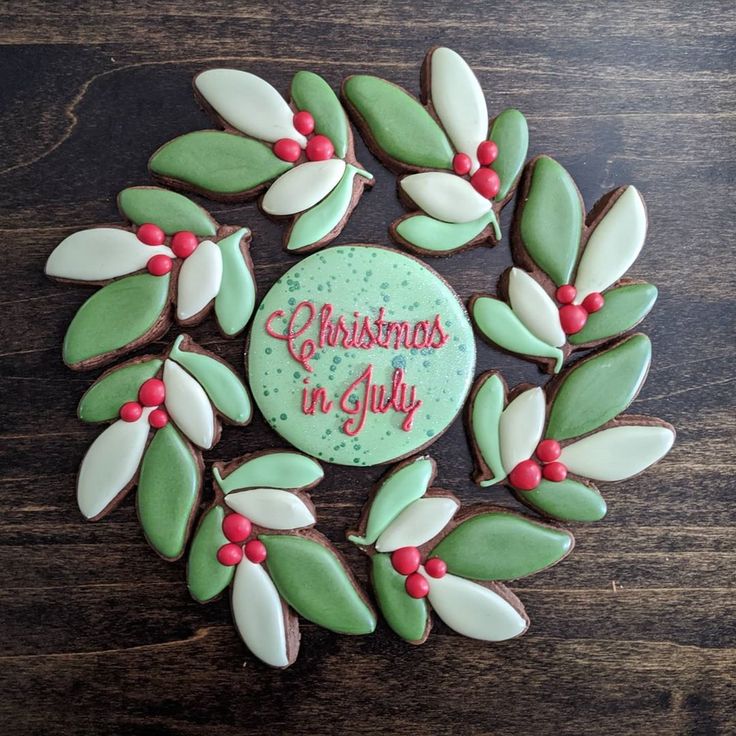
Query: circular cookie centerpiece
[{"left": 247, "top": 245, "right": 476, "bottom": 466}]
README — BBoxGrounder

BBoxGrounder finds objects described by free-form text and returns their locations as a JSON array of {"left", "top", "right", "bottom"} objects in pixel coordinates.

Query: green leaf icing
[
  {"left": 343, "top": 75, "right": 454, "bottom": 170},
  {"left": 348, "top": 456, "right": 434, "bottom": 545},
  {"left": 149, "top": 131, "right": 292, "bottom": 194},
  {"left": 63, "top": 273, "right": 170, "bottom": 367},
  {"left": 472, "top": 297, "right": 563, "bottom": 372},
  {"left": 470, "top": 373, "right": 506, "bottom": 486},
  {"left": 117, "top": 187, "right": 216, "bottom": 236},
  {"left": 371, "top": 553, "right": 428, "bottom": 642},
  {"left": 430, "top": 511, "right": 573, "bottom": 581},
  {"left": 569, "top": 283, "right": 658, "bottom": 345},
  {"left": 137, "top": 423, "right": 200, "bottom": 560},
  {"left": 78, "top": 359, "right": 162, "bottom": 423},
  {"left": 291, "top": 71, "right": 349, "bottom": 159},
  {"left": 489, "top": 108, "right": 529, "bottom": 201},
  {"left": 187, "top": 505, "right": 234, "bottom": 602},
  {"left": 261, "top": 535, "right": 376, "bottom": 634},
  {"left": 169, "top": 336, "right": 250, "bottom": 424},
  {"left": 395, "top": 211, "right": 496, "bottom": 253},
  {"left": 546, "top": 334, "right": 651, "bottom": 440},
  {"left": 214, "top": 452, "right": 323, "bottom": 494},
  {"left": 214, "top": 228, "right": 255, "bottom": 336},
  {"left": 519, "top": 156, "right": 582, "bottom": 285},
  {"left": 521, "top": 478, "right": 607, "bottom": 522}
]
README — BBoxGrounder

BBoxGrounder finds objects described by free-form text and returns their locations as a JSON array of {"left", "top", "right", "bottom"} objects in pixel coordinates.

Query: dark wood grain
[{"left": 1, "top": 1, "right": 734, "bottom": 734}]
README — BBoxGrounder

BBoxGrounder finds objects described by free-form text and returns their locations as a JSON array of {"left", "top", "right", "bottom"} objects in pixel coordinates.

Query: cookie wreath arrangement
[{"left": 46, "top": 47, "right": 675, "bottom": 668}]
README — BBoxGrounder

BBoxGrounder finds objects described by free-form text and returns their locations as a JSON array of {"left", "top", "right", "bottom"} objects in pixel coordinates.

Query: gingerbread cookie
[
  {"left": 246, "top": 244, "right": 476, "bottom": 466},
  {"left": 467, "top": 334, "right": 675, "bottom": 522},
  {"left": 76, "top": 335, "right": 251, "bottom": 560},
  {"left": 187, "top": 451, "right": 376, "bottom": 668},
  {"left": 342, "top": 47, "right": 528, "bottom": 255},
  {"left": 470, "top": 156, "right": 657, "bottom": 373},
  {"left": 347, "top": 456, "right": 574, "bottom": 643},
  {"left": 148, "top": 69, "right": 373, "bottom": 253},
  {"left": 45, "top": 186, "right": 256, "bottom": 370}
]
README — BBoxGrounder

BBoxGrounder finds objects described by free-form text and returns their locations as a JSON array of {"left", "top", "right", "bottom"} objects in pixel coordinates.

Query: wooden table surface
[{"left": 1, "top": 1, "right": 734, "bottom": 734}]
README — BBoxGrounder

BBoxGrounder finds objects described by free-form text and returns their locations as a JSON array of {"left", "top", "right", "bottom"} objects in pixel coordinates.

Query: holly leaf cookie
[
  {"left": 187, "top": 451, "right": 376, "bottom": 668},
  {"left": 45, "top": 187, "right": 256, "bottom": 370},
  {"left": 148, "top": 69, "right": 373, "bottom": 254},
  {"left": 470, "top": 156, "right": 658, "bottom": 373},
  {"left": 342, "top": 47, "right": 529, "bottom": 256},
  {"left": 75, "top": 335, "right": 252, "bottom": 560},
  {"left": 467, "top": 334, "right": 676, "bottom": 522},
  {"left": 347, "top": 456, "right": 574, "bottom": 644}
]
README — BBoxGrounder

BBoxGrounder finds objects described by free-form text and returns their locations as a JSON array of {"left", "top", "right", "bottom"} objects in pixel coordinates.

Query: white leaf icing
[
  {"left": 195, "top": 69, "right": 306, "bottom": 146},
  {"left": 430, "top": 47, "right": 488, "bottom": 173},
  {"left": 231, "top": 558, "right": 290, "bottom": 667},
  {"left": 574, "top": 186, "right": 647, "bottom": 302},
  {"left": 375, "top": 497, "right": 459, "bottom": 552},
  {"left": 261, "top": 160, "right": 346, "bottom": 216},
  {"left": 559, "top": 424, "right": 674, "bottom": 481},
  {"left": 162, "top": 359, "right": 215, "bottom": 449},
  {"left": 508, "top": 268, "right": 566, "bottom": 347},
  {"left": 499, "top": 387, "right": 546, "bottom": 473},
  {"left": 224, "top": 488, "right": 315, "bottom": 530},
  {"left": 45, "top": 229, "right": 174, "bottom": 281},
  {"left": 400, "top": 173, "right": 492, "bottom": 224},
  {"left": 176, "top": 240, "right": 223, "bottom": 320},
  {"left": 77, "top": 408, "right": 153, "bottom": 519}
]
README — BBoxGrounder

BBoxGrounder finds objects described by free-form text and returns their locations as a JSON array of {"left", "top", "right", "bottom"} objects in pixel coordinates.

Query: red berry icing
[
  {"left": 424, "top": 557, "right": 447, "bottom": 578},
  {"left": 119, "top": 401, "right": 142, "bottom": 422},
  {"left": 477, "top": 140, "right": 499, "bottom": 166},
  {"left": 391, "top": 546, "right": 421, "bottom": 576},
  {"left": 305, "top": 134, "right": 334, "bottom": 161},
  {"left": 452, "top": 152, "right": 472, "bottom": 176},
  {"left": 559, "top": 304, "right": 588, "bottom": 334},
  {"left": 148, "top": 408, "right": 169, "bottom": 429},
  {"left": 582, "top": 292, "right": 605, "bottom": 313},
  {"left": 542, "top": 461, "right": 568, "bottom": 483},
  {"left": 170, "top": 231, "right": 198, "bottom": 258},
  {"left": 146, "top": 254, "right": 173, "bottom": 276},
  {"left": 138, "top": 378, "right": 165, "bottom": 407},
  {"left": 273, "top": 138, "right": 301, "bottom": 162},
  {"left": 244, "top": 539, "right": 267, "bottom": 564},
  {"left": 555, "top": 284, "right": 577, "bottom": 304},
  {"left": 470, "top": 168, "right": 501, "bottom": 199},
  {"left": 217, "top": 543, "right": 243, "bottom": 566},
  {"left": 536, "top": 439, "right": 561, "bottom": 463},
  {"left": 136, "top": 223, "right": 165, "bottom": 246},
  {"left": 509, "top": 459, "right": 542, "bottom": 491},
  {"left": 293, "top": 110, "right": 315, "bottom": 136},
  {"left": 405, "top": 572, "right": 429, "bottom": 598},
  {"left": 222, "top": 513, "right": 252, "bottom": 543}
]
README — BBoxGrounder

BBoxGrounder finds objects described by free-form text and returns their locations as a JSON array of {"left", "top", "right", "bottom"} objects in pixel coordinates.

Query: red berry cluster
[
  {"left": 555, "top": 285, "right": 605, "bottom": 335},
  {"left": 508, "top": 439, "right": 568, "bottom": 492},
  {"left": 137, "top": 223, "right": 200, "bottom": 277},
  {"left": 273, "top": 111, "right": 335, "bottom": 163},
  {"left": 453, "top": 140, "right": 501, "bottom": 199},
  {"left": 390, "top": 546, "right": 447, "bottom": 599},
  {"left": 216, "top": 512, "right": 267, "bottom": 566},
  {"left": 118, "top": 378, "right": 169, "bottom": 428}
]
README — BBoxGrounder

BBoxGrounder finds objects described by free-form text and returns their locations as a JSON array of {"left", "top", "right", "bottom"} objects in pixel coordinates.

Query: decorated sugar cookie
[
  {"left": 347, "top": 456, "right": 574, "bottom": 644},
  {"left": 76, "top": 335, "right": 251, "bottom": 560},
  {"left": 187, "top": 451, "right": 376, "bottom": 668},
  {"left": 246, "top": 244, "right": 476, "bottom": 466},
  {"left": 342, "top": 47, "right": 528, "bottom": 255},
  {"left": 470, "top": 156, "right": 657, "bottom": 373},
  {"left": 45, "top": 187, "right": 256, "bottom": 370},
  {"left": 467, "top": 334, "right": 675, "bottom": 522},
  {"left": 148, "top": 69, "right": 373, "bottom": 253}
]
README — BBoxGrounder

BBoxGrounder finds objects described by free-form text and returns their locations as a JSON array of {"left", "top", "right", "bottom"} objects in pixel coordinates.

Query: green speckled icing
[{"left": 247, "top": 246, "right": 476, "bottom": 466}]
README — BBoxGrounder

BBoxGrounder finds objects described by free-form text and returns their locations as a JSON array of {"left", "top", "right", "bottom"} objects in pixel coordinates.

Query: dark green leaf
[
  {"left": 187, "top": 505, "right": 234, "bottom": 602},
  {"left": 489, "top": 108, "right": 529, "bottom": 201},
  {"left": 117, "top": 187, "right": 217, "bottom": 236}
]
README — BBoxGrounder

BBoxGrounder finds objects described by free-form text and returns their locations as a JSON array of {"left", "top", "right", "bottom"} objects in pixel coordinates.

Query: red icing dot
[
  {"left": 244, "top": 539, "right": 267, "bottom": 564},
  {"left": 391, "top": 546, "right": 421, "bottom": 576},
  {"left": 555, "top": 284, "right": 577, "bottom": 304},
  {"left": 171, "top": 231, "right": 198, "bottom": 258},
  {"left": 146, "top": 254, "right": 173, "bottom": 276},
  {"left": 293, "top": 110, "right": 315, "bottom": 136},
  {"left": 119, "top": 401, "right": 142, "bottom": 422},
  {"left": 470, "top": 168, "right": 501, "bottom": 199},
  {"left": 306, "top": 134, "right": 334, "bottom": 161},
  {"left": 273, "top": 138, "right": 301, "bottom": 162},
  {"left": 543, "top": 461, "right": 568, "bottom": 483},
  {"left": 138, "top": 378, "right": 165, "bottom": 407},
  {"left": 222, "top": 513, "right": 252, "bottom": 543},
  {"left": 136, "top": 223, "right": 165, "bottom": 246},
  {"left": 148, "top": 408, "right": 169, "bottom": 429},
  {"left": 509, "top": 459, "right": 542, "bottom": 491},
  {"left": 477, "top": 140, "right": 499, "bottom": 166},
  {"left": 559, "top": 304, "right": 588, "bottom": 334},
  {"left": 582, "top": 292, "right": 605, "bottom": 313},
  {"left": 217, "top": 543, "right": 243, "bottom": 566},
  {"left": 452, "top": 152, "right": 472, "bottom": 176},
  {"left": 405, "top": 572, "right": 429, "bottom": 598},
  {"left": 424, "top": 557, "right": 447, "bottom": 578},
  {"left": 536, "top": 439, "right": 561, "bottom": 463}
]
